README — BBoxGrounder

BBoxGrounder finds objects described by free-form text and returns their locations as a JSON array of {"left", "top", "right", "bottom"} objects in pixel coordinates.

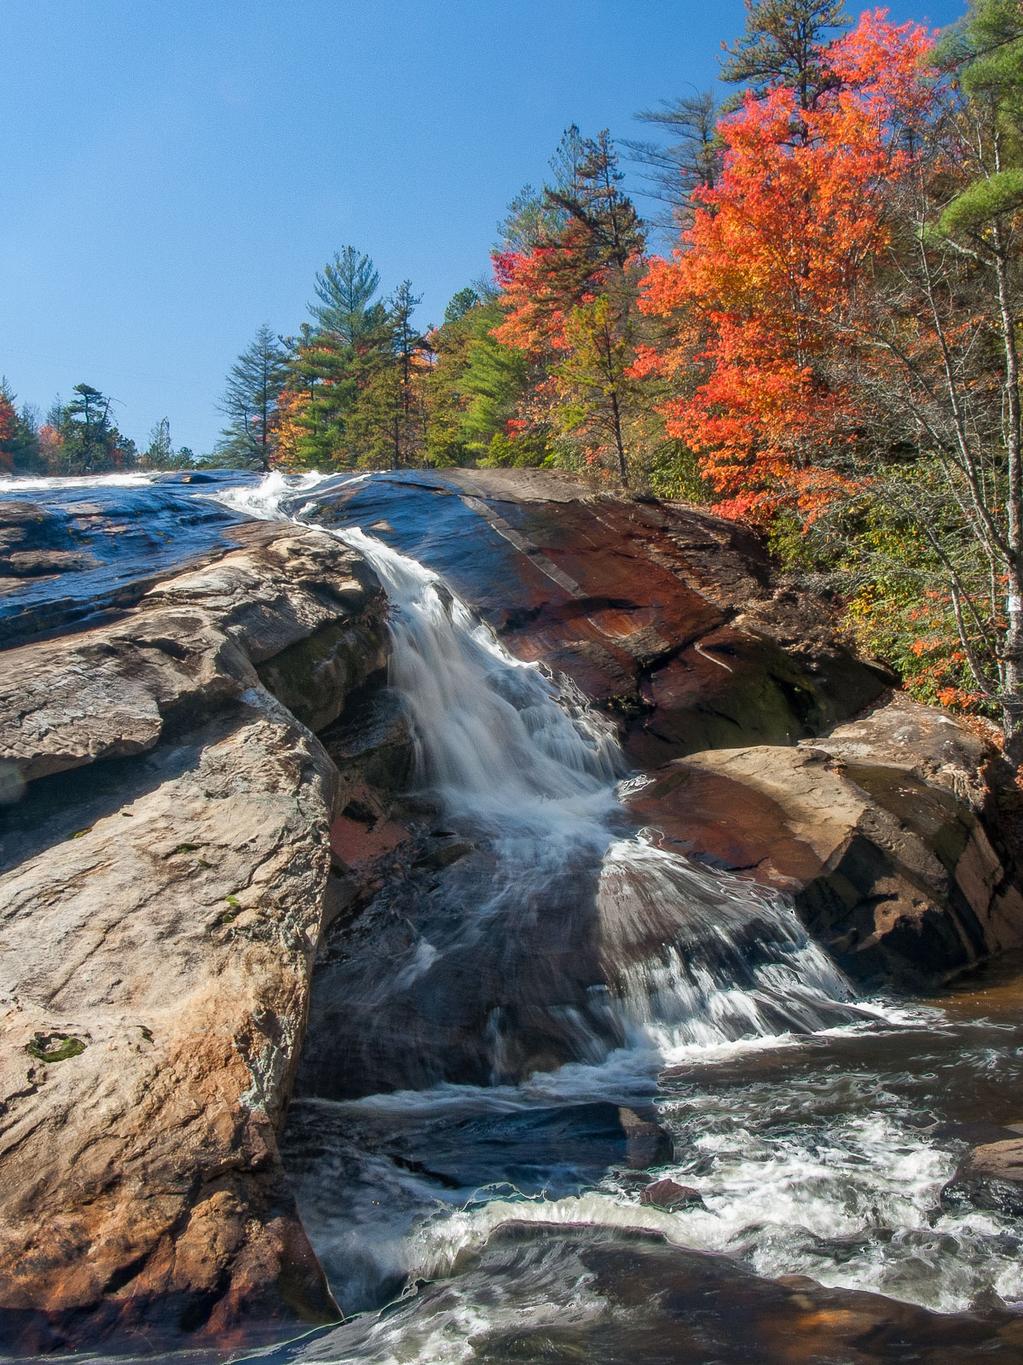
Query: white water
[
  {"left": 218, "top": 473, "right": 1023, "bottom": 1326},
  {"left": 222, "top": 472, "right": 862, "bottom": 1056},
  {"left": 0, "top": 471, "right": 155, "bottom": 491}
]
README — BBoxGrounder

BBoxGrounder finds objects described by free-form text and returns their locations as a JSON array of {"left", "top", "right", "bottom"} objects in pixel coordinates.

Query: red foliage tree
[
  {"left": 636, "top": 9, "right": 935, "bottom": 521},
  {"left": 0, "top": 392, "right": 15, "bottom": 474}
]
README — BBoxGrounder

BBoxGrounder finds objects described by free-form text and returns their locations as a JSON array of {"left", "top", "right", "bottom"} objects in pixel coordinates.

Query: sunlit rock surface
[
  {"left": 0, "top": 525, "right": 386, "bottom": 1353},
  {"left": 630, "top": 696, "right": 1023, "bottom": 986}
]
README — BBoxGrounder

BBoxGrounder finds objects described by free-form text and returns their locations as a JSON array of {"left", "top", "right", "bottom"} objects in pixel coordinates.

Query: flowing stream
[
  {"left": 210, "top": 472, "right": 1023, "bottom": 1361},
  {"left": 6, "top": 469, "right": 1021, "bottom": 1361}
]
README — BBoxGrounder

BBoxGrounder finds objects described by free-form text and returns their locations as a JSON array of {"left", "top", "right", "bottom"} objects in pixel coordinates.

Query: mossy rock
[{"left": 26, "top": 1032, "right": 86, "bottom": 1063}]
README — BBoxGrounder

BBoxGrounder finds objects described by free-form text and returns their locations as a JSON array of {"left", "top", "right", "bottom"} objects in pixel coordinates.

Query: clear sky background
[{"left": 2, "top": 0, "right": 965, "bottom": 456}]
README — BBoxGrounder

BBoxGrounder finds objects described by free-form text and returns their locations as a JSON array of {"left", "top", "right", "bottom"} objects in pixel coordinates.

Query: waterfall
[
  {"left": 212, "top": 473, "right": 1023, "bottom": 1330},
  {"left": 216, "top": 472, "right": 864, "bottom": 1065}
]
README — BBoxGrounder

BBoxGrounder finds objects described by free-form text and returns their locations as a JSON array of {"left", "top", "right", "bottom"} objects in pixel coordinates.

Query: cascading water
[
  {"left": 211, "top": 472, "right": 1023, "bottom": 1353},
  {"left": 338, "top": 523, "right": 867, "bottom": 1057}
]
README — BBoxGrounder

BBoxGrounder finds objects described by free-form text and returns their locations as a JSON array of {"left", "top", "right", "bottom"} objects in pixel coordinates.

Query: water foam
[{"left": 220, "top": 471, "right": 1023, "bottom": 1324}]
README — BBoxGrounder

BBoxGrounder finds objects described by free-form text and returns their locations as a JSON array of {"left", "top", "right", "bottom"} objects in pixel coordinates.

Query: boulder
[
  {"left": 639, "top": 1178, "right": 706, "bottom": 1211},
  {"left": 287, "top": 1222, "right": 1023, "bottom": 1363},
  {"left": 944, "top": 1138, "right": 1023, "bottom": 1216},
  {"left": 629, "top": 697, "right": 1023, "bottom": 987},
  {"left": 0, "top": 526, "right": 388, "bottom": 1353},
  {"left": 0, "top": 523, "right": 385, "bottom": 785}
]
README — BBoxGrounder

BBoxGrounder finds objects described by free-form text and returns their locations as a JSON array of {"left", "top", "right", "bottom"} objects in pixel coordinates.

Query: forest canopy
[{"left": 4, "top": 0, "right": 1022, "bottom": 760}]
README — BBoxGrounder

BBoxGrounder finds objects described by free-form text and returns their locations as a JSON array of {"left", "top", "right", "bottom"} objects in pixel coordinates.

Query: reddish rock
[
  {"left": 629, "top": 698, "right": 1023, "bottom": 987},
  {"left": 330, "top": 812, "right": 410, "bottom": 868},
  {"left": 639, "top": 1178, "right": 706, "bottom": 1211},
  {"left": 324, "top": 470, "right": 892, "bottom": 766}
]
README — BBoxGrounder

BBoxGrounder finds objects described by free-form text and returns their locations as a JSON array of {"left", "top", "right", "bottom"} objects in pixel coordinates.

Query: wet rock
[
  {"left": 630, "top": 697, "right": 1023, "bottom": 988},
  {"left": 280, "top": 1223, "right": 1023, "bottom": 1364},
  {"left": 3, "top": 547, "right": 97, "bottom": 576},
  {"left": 150, "top": 469, "right": 222, "bottom": 484},
  {"left": 944, "top": 1138, "right": 1023, "bottom": 1217},
  {"left": 0, "top": 526, "right": 389, "bottom": 1354},
  {"left": 0, "top": 499, "right": 95, "bottom": 582},
  {"left": 618, "top": 1106, "right": 674, "bottom": 1169},
  {"left": 0, "top": 525, "right": 385, "bottom": 784},
  {"left": 0, "top": 482, "right": 249, "bottom": 645},
  {"left": 639, "top": 1178, "right": 705, "bottom": 1211},
  {"left": 317, "top": 469, "right": 892, "bottom": 766},
  {"left": 414, "top": 834, "right": 476, "bottom": 870},
  {"left": 320, "top": 685, "right": 415, "bottom": 796}
]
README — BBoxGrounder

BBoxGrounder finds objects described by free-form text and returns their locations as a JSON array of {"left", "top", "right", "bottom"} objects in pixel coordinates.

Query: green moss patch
[{"left": 26, "top": 1032, "right": 86, "bottom": 1063}]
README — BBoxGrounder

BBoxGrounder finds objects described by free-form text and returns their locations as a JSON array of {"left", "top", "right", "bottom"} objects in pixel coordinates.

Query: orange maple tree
[
  {"left": 636, "top": 9, "right": 935, "bottom": 521},
  {"left": 490, "top": 131, "right": 648, "bottom": 485}
]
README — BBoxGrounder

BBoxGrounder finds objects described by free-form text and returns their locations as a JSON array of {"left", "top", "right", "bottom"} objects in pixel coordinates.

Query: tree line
[
  {"left": 0, "top": 382, "right": 195, "bottom": 475},
  {"left": 3, "top": 0, "right": 1021, "bottom": 760}
]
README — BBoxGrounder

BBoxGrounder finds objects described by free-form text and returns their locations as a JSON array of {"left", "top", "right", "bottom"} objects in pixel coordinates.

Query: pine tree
[
  {"left": 389, "top": 280, "right": 426, "bottom": 466},
  {"left": 216, "top": 323, "right": 288, "bottom": 470},
  {"left": 141, "top": 417, "right": 188, "bottom": 470},
  {"left": 721, "top": 0, "right": 849, "bottom": 131},
  {"left": 625, "top": 92, "right": 721, "bottom": 227},
  {"left": 494, "top": 129, "right": 647, "bottom": 485},
  {"left": 279, "top": 324, "right": 358, "bottom": 469},
  {"left": 444, "top": 286, "right": 481, "bottom": 325},
  {"left": 424, "top": 295, "right": 545, "bottom": 467},
  {"left": 310, "top": 246, "right": 384, "bottom": 343},
  {"left": 55, "top": 384, "right": 135, "bottom": 473}
]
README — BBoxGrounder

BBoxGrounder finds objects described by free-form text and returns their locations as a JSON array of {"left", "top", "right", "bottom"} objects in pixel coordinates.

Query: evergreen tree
[
  {"left": 141, "top": 417, "right": 191, "bottom": 470},
  {"left": 389, "top": 279, "right": 426, "bottom": 467},
  {"left": 721, "top": 0, "right": 849, "bottom": 128},
  {"left": 424, "top": 296, "right": 544, "bottom": 467},
  {"left": 216, "top": 323, "right": 288, "bottom": 470},
  {"left": 624, "top": 92, "right": 721, "bottom": 227},
  {"left": 310, "top": 246, "right": 384, "bottom": 343},
  {"left": 546, "top": 128, "right": 644, "bottom": 271},
  {"left": 444, "top": 286, "right": 481, "bottom": 325},
  {"left": 55, "top": 384, "right": 135, "bottom": 474},
  {"left": 280, "top": 324, "right": 358, "bottom": 469}
]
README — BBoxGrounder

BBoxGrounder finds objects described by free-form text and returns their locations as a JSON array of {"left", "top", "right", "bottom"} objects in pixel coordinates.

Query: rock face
[
  {"left": 0, "top": 498, "right": 97, "bottom": 580},
  {"left": 945, "top": 1137, "right": 1023, "bottom": 1216},
  {"left": 322, "top": 469, "right": 893, "bottom": 767},
  {"left": 630, "top": 696, "right": 1023, "bottom": 987},
  {"left": 0, "top": 525, "right": 388, "bottom": 1353},
  {"left": 320, "top": 471, "right": 1023, "bottom": 987},
  {"left": 0, "top": 475, "right": 249, "bottom": 646},
  {"left": 2, "top": 468, "right": 1022, "bottom": 1356},
  {"left": 277, "top": 1223, "right": 1023, "bottom": 1364}
]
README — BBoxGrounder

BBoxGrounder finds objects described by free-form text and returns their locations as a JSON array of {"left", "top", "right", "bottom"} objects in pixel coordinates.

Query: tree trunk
[
  {"left": 609, "top": 390, "right": 629, "bottom": 488},
  {"left": 993, "top": 235, "right": 1023, "bottom": 769}
]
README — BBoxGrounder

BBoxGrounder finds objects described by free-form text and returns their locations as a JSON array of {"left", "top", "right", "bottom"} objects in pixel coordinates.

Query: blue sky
[{"left": 2, "top": 0, "right": 964, "bottom": 456}]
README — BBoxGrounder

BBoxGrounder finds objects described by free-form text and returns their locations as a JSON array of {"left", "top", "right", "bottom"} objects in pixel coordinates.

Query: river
[{"left": 3, "top": 469, "right": 1022, "bottom": 1362}]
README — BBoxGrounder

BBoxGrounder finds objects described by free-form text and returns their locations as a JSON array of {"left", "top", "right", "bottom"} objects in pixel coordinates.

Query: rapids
[
  {"left": 210, "top": 471, "right": 1023, "bottom": 1352},
  {"left": 5, "top": 469, "right": 1021, "bottom": 1359}
]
